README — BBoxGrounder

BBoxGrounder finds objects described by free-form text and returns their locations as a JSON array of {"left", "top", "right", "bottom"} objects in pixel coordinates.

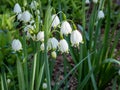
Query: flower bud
[
  {"left": 51, "top": 51, "right": 57, "bottom": 59},
  {"left": 40, "top": 43, "right": 44, "bottom": 51},
  {"left": 42, "top": 83, "right": 47, "bottom": 89}
]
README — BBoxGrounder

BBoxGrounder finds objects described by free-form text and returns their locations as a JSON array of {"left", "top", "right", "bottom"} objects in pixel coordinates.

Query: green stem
[
  {"left": 23, "top": 32, "right": 28, "bottom": 90},
  {"left": 44, "top": 43, "right": 51, "bottom": 90}
]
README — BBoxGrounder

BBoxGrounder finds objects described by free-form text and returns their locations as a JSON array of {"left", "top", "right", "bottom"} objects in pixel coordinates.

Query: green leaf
[
  {"left": 104, "top": 58, "right": 120, "bottom": 65},
  {"left": 17, "top": 58, "right": 25, "bottom": 90}
]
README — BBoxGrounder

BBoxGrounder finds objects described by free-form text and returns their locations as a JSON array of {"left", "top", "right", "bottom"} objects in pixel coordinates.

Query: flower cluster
[
  {"left": 12, "top": 1, "right": 83, "bottom": 57},
  {"left": 13, "top": 1, "right": 41, "bottom": 41}
]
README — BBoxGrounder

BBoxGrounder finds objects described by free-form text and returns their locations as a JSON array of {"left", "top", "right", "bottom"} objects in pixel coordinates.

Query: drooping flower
[
  {"left": 70, "top": 30, "right": 83, "bottom": 47},
  {"left": 13, "top": 3, "right": 22, "bottom": 14},
  {"left": 60, "top": 21, "right": 72, "bottom": 35},
  {"left": 93, "top": 0, "right": 98, "bottom": 3},
  {"left": 86, "top": 0, "right": 90, "bottom": 4},
  {"left": 30, "top": 1, "right": 38, "bottom": 10},
  {"left": 21, "top": 11, "right": 31, "bottom": 23},
  {"left": 51, "top": 51, "right": 57, "bottom": 59},
  {"left": 59, "top": 39, "right": 69, "bottom": 53},
  {"left": 52, "top": 14, "right": 60, "bottom": 27},
  {"left": 37, "top": 31, "right": 44, "bottom": 42},
  {"left": 47, "top": 37, "right": 58, "bottom": 50},
  {"left": 12, "top": 39, "right": 22, "bottom": 51},
  {"left": 98, "top": 10, "right": 104, "bottom": 19},
  {"left": 42, "top": 83, "right": 47, "bottom": 89}
]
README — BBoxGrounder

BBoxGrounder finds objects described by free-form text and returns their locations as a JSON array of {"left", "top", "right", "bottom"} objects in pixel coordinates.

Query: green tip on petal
[{"left": 62, "top": 13, "right": 67, "bottom": 20}]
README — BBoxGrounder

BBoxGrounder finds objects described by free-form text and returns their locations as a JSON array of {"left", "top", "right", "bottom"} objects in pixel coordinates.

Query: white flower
[
  {"left": 86, "top": 0, "right": 90, "bottom": 4},
  {"left": 13, "top": 3, "right": 22, "bottom": 14},
  {"left": 70, "top": 30, "right": 83, "bottom": 47},
  {"left": 40, "top": 43, "right": 44, "bottom": 51},
  {"left": 17, "top": 13, "right": 22, "bottom": 20},
  {"left": 24, "top": 25, "right": 34, "bottom": 32},
  {"left": 93, "top": 0, "right": 98, "bottom": 3},
  {"left": 30, "top": 1, "right": 37, "bottom": 10},
  {"left": 51, "top": 51, "right": 57, "bottom": 59},
  {"left": 47, "top": 37, "right": 58, "bottom": 50},
  {"left": 7, "top": 79, "right": 11, "bottom": 84},
  {"left": 59, "top": 39, "right": 69, "bottom": 53},
  {"left": 37, "top": 31, "right": 44, "bottom": 42},
  {"left": 60, "top": 21, "right": 72, "bottom": 35},
  {"left": 52, "top": 14, "right": 60, "bottom": 27},
  {"left": 98, "top": 10, "right": 104, "bottom": 19},
  {"left": 42, "top": 83, "right": 47, "bottom": 89},
  {"left": 12, "top": 39, "right": 22, "bottom": 51},
  {"left": 21, "top": 11, "right": 31, "bottom": 23},
  {"left": 118, "top": 69, "right": 120, "bottom": 75}
]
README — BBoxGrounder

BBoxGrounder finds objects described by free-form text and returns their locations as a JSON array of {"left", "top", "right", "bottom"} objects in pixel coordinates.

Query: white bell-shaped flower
[
  {"left": 37, "top": 31, "right": 44, "bottom": 42},
  {"left": 42, "top": 83, "right": 47, "bottom": 89},
  {"left": 52, "top": 14, "right": 60, "bottom": 27},
  {"left": 98, "top": 10, "right": 104, "bottom": 19},
  {"left": 60, "top": 21, "right": 72, "bottom": 35},
  {"left": 59, "top": 39, "right": 69, "bottom": 53},
  {"left": 30, "top": 1, "right": 37, "bottom": 10},
  {"left": 13, "top": 3, "right": 22, "bottom": 14},
  {"left": 47, "top": 37, "right": 59, "bottom": 50},
  {"left": 70, "top": 30, "right": 83, "bottom": 47},
  {"left": 12, "top": 39, "right": 22, "bottom": 51},
  {"left": 93, "top": 0, "right": 98, "bottom": 4},
  {"left": 86, "top": 0, "right": 90, "bottom": 4},
  {"left": 21, "top": 11, "right": 31, "bottom": 23}
]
